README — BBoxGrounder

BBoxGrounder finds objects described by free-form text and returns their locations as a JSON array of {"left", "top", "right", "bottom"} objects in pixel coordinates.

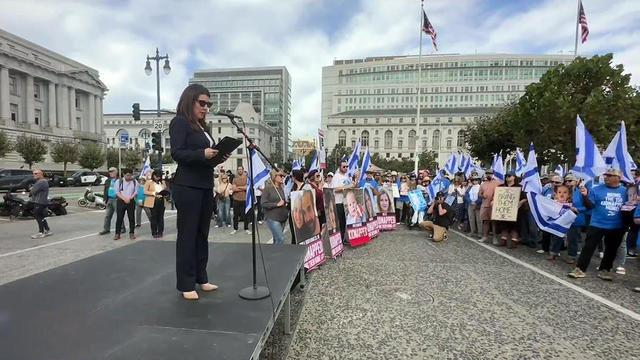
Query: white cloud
[{"left": 0, "top": 0, "right": 638, "bottom": 141}]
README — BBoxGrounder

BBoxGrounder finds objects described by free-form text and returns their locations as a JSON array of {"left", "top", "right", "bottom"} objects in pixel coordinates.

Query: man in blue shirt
[
  {"left": 569, "top": 168, "right": 628, "bottom": 280},
  {"left": 99, "top": 167, "right": 125, "bottom": 235},
  {"left": 358, "top": 170, "right": 380, "bottom": 194}
]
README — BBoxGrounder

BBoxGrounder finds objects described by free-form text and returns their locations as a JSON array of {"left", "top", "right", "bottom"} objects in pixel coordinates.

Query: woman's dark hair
[
  {"left": 176, "top": 84, "right": 210, "bottom": 132},
  {"left": 292, "top": 169, "right": 304, "bottom": 182},
  {"left": 152, "top": 169, "right": 163, "bottom": 180}
]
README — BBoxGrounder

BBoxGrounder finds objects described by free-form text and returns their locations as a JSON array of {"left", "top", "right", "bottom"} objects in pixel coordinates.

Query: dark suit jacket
[{"left": 169, "top": 115, "right": 220, "bottom": 189}]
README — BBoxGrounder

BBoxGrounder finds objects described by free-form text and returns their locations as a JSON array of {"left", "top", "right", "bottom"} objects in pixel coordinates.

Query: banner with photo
[
  {"left": 343, "top": 188, "right": 371, "bottom": 247},
  {"left": 290, "top": 190, "right": 326, "bottom": 270},
  {"left": 322, "top": 188, "right": 344, "bottom": 259},
  {"left": 377, "top": 188, "right": 397, "bottom": 230},
  {"left": 363, "top": 186, "right": 379, "bottom": 238},
  {"left": 408, "top": 189, "right": 427, "bottom": 212}
]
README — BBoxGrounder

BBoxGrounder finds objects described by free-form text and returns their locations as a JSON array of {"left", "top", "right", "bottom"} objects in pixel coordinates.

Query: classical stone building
[
  {"left": 292, "top": 136, "right": 317, "bottom": 158},
  {"left": 321, "top": 53, "right": 575, "bottom": 165},
  {"left": 0, "top": 28, "right": 108, "bottom": 170}
]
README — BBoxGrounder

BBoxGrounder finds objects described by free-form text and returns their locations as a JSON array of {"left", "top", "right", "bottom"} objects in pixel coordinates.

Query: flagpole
[
  {"left": 413, "top": 0, "right": 424, "bottom": 174},
  {"left": 573, "top": 0, "right": 580, "bottom": 56}
]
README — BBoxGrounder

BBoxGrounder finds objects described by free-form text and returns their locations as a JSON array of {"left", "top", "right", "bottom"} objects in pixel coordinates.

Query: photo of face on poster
[
  {"left": 291, "top": 190, "right": 321, "bottom": 243},
  {"left": 377, "top": 189, "right": 395, "bottom": 215},
  {"left": 363, "top": 186, "right": 377, "bottom": 221},
  {"left": 323, "top": 188, "right": 338, "bottom": 234},
  {"left": 343, "top": 189, "right": 367, "bottom": 226}
]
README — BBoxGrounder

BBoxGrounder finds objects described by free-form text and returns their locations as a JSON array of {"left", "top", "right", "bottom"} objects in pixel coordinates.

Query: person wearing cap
[
  {"left": 420, "top": 191, "right": 454, "bottom": 242},
  {"left": 323, "top": 172, "right": 334, "bottom": 189},
  {"left": 478, "top": 168, "right": 499, "bottom": 243},
  {"left": 358, "top": 170, "right": 379, "bottom": 194},
  {"left": 569, "top": 168, "right": 628, "bottom": 280},
  {"left": 563, "top": 173, "right": 588, "bottom": 264},
  {"left": 99, "top": 167, "right": 125, "bottom": 235}
]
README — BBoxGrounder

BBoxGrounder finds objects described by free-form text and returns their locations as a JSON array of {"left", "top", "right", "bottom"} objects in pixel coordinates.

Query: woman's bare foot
[
  {"left": 182, "top": 291, "right": 199, "bottom": 300},
  {"left": 200, "top": 283, "right": 219, "bottom": 292}
]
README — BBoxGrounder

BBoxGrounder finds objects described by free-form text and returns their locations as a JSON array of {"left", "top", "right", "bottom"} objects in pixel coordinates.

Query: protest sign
[
  {"left": 322, "top": 188, "right": 343, "bottom": 258},
  {"left": 343, "top": 188, "right": 370, "bottom": 247},
  {"left": 376, "top": 188, "right": 396, "bottom": 230},
  {"left": 491, "top": 186, "right": 521, "bottom": 222},
  {"left": 291, "top": 190, "right": 326, "bottom": 270},
  {"left": 408, "top": 189, "right": 427, "bottom": 212},
  {"left": 363, "top": 186, "right": 379, "bottom": 238}
]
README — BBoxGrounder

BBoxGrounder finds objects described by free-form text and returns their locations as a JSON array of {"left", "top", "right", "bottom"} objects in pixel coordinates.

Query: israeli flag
[
  {"left": 444, "top": 153, "right": 458, "bottom": 175},
  {"left": 492, "top": 151, "right": 504, "bottom": 183},
  {"left": 426, "top": 171, "right": 443, "bottom": 204},
  {"left": 347, "top": 139, "right": 361, "bottom": 178},
  {"left": 245, "top": 149, "right": 271, "bottom": 214},
  {"left": 554, "top": 165, "right": 565, "bottom": 177},
  {"left": 602, "top": 121, "right": 635, "bottom": 183},
  {"left": 572, "top": 115, "right": 606, "bottom": 180},
  {"left": 521, "top": 143, "right": 542, "bottom": 194},
  {"left": 308, "top": 152, "right": 319, "bottom": 173},
  {"left": 456, "top": 151, "right": 464, "bottom": 171},
  {"left": 283, "top": 175, "right": 293, "bottom": 201},
  {"left": 527, "top": 191, "right": 577, "bottom": 237},
  {"left": 461, "top": 155, "right": 472, "bottom": 178},
  {"left": 139, "top": 156, "right": 151, "bottom": 179},
  {"left": 292, "top": 160, "right": 301, "bottom": 171},
  {"left": 515, "top": 149, "right": 526, "bottom": 177},
  {"left": 357, "top": 147, "right": 371, "bottom": 187}
]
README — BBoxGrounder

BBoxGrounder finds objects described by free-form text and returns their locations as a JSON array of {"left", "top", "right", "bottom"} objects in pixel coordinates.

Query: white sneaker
[
  {"left": 227, "top": 224, "right": 231, "bottom": 228},
  {"left": 599, "top": 252, "right": 604, "bottom": 259},
  {"left": 44, "top": 230, "right": 53, "bottom": 237},
  {"left": 214, "top": 225, "right": 219, "bottom": 228},
  {"left": 478, "top": 237, "right": 486, "bottom": 243},
  {"left": 230, "top": 230, "right": 237, "bottom": 235},
  {"left": 536, "top": 249, "right": 545, "bottom": 254},
  {"left": 30, "top": 233, "right": 45, "bottom": 239},
  {"left": 246, "top": 230, "right": 252, "bottom": 235},
  {"left": 258, "top": 221, "right": 263, "bottom": 225},
  {"left": 616, "top": 267, "right": 626, "bottom": 275}
]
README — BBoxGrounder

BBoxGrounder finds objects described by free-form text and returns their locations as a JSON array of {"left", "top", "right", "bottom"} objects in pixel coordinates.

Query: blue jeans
[
  {"left": 266, "top": 218, "right": 286, "bottom": 244},
  {"left": 550, "top": 234, "right": 565, "bottom": 256},
  {"left": 566, "top": 225, "right": 582, "bottom": 259},
  {"left": 217, "top": 197, "right": 231, "bottom": 227}
]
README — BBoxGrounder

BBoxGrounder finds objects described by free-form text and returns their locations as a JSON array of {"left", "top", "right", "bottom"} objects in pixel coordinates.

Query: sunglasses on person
[
  {"left": 552, "top": 181, "right": 563, "bottom": 184},
  {"left": 197, "top": 100, "right": 214, "bottom": 108},
  {"left": 340, "top": 165, "right": 347, "bottom": 169}
]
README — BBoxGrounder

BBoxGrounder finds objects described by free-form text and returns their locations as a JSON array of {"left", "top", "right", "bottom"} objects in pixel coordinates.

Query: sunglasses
[
  {"left": 197, "top": 100, "right": 213, "bottom": 108},
  {"left": 340, "top": 165, "right": 347, "bottom": 168},
  {"left": 552, "top": 181, "right": 563, "bottom": 184}
]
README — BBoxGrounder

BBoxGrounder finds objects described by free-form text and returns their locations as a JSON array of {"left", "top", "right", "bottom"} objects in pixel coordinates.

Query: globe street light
[{"left": 145, "top": 47, "right": 170, "bottom": 170}]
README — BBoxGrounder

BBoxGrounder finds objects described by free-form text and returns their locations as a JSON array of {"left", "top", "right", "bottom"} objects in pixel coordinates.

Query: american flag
[
  {"left": 578, "top": 0, "right": 589, "bottom": 43},
  {"left": 422, "top": 9, "right": 437, "bottom": 51}
]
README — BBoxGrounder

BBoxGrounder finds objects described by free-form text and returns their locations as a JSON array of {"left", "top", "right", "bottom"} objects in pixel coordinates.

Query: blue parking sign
[{"left": 120, "top": 133, "right": 129, "bottom": 146}]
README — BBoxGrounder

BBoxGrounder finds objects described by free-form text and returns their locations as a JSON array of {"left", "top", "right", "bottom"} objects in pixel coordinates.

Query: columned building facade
[
  {"left": 0, "top": 28, "right": 107, "bottom": 170},
  {"left": 321, "top": 53, "right": 575, "bottom": 165}
]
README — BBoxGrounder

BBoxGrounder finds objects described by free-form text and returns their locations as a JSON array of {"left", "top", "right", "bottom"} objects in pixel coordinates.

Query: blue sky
[{"left": 0, "top": 0, "right": 638, "bottom": 139}]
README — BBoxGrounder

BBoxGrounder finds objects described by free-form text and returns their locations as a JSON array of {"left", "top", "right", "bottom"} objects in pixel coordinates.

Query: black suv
[{"left": 0, "top": 169, "right": 34, "bottom": 191}]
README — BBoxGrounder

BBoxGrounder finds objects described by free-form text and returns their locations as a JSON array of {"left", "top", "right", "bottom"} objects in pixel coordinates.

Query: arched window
[
  {"left": 361, "top": 130, "right": 369, "bottom": 147},
  {"left": 408, "top": 130, "right": 416, "bottom": 150},
  {"left": 384, "top": 130, "right": 393, "bottom": 149},
  {"left": 432, "top": 130, "right": 440, "bottom": 150},
  {"left": 457, "top": 130, "right": 465, "bottom": 147},
  {"left": 338, "top": 130, "right": 346, "bottom": 146}
]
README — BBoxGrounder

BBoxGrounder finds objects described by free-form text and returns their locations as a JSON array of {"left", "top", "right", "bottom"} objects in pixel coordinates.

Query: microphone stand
[{"left": 221, "top": 113, "right": 273, "bottom": 300}]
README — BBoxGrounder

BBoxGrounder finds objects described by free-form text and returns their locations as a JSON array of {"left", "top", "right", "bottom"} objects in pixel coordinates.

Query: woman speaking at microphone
[{"left": 170, "top": 84, "right": 230, "bottom": 300}]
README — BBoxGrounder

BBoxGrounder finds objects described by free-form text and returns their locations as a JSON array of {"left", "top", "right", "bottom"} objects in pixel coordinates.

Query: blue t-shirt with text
[{"left": 588, "top": 184, "right": 627, "bottom": 229}]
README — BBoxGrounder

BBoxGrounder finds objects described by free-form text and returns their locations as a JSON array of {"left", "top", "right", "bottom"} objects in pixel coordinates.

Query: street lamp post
[{"left": 145, "top": 47, "right": 171, "bottom": 171}]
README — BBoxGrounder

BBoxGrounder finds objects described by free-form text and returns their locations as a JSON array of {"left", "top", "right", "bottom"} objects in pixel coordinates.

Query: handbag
[{"left": 215, "top": 183, "right": 229, "bottom": 201}]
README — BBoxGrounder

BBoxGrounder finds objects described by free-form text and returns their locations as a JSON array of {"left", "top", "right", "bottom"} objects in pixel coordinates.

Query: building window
[
  {"left": 386, "top": 153, "right": 390, "bottom": 158},
  {"left": 361, "top": 130, "right": 369, "bottom": 147},
  {"left": 423, "top": 129, "right": 427, "bottom": 135},
  {"left": 375, "top": 130, "right": 379, "bottom": 135},
  {"left": 9, "top": 76, "right": 17, "bottom": 95},
  {"left": 398, "top": 153, "right": 402, "bottom": 158},
  {"left": 399, "top": 130, "right": 403, "bottom": 135},
  {"left": 352, "top": 130, "right": 356, "bottom": 135},
  {"left": 351, "top": 139, "right": 356, "bottom": 147},
  {"left": 408, "top": 130, "right": 416, "bottom": 150},
  {"left": 75, "top": 98, "right": 80, "bottom": 109},
  {"left": 384, "top": 130, "right": 393, "bottom": 149},
  {"left": 352, "top": 118, "right": 356, "bottom": 124},
  {"left": 76, "top": 117, "right": 82, "bottom": 131},
  {"left": 237, "top": 147, "right": 243, "bottom": 155},
  {"left": 375, "top": 118, "right": 380, "bottom": 124},
  {"left": 446, "top": 139, "right": 452, "bottom": 149},
  {"left": 374, "top": 140, "right": 379, "bottom": 148},
  {"left": 448, "top": 117, "right": 453, "bottom": 123},
  {"left": 34, "top": 83, "right": 41, "bottom": 99},
  {"left": 422, "top": 140, "right": 427, "bottom": 149},
  {"left": 410, "top": 153, "right": 414, "bottom": 158},
  {"left": 338, "top": 130, "right": 346, "bottom": 146},
  {"left": 237, "top": 158, "right": 243, "bottom": 168},
  {"left": 34, "top": 109, "right": 41, "bottom": 125},
  {"left": 10, "top": 103, "right": 17, "bottom": 121},
  {"left": 398, "top": 139, "right": 403, "bottom": 148},
  {"left": 457, "top": 130, "right": 465, "bottom": 147},
  {"left": 432, "top": 130, "right": 440, "bottom": 150},
  {"left": 399, "top": 118, "right": 403, "bottom": 124},
  {"left": 218, "top": 127, "right": 221, "bottom": 134}
]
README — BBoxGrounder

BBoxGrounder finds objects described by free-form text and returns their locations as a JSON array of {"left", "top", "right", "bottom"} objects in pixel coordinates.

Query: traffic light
[
  {"left": 132, "top": 103, "right": 140, "bottom": 121},
  {"left": 151, "top": 132, "right": 162, "bottom": 152}
]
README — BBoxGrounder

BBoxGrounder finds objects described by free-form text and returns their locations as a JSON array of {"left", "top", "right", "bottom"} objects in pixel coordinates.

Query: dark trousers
[
  {"left": 173, "top": 184, "right": 214, "bottom": 292},
  {"left": 401, "top": 202, "right": 412, "bottom": 225},
  {"left": 33, "top": 204, "right": 49, "bottom": 233},
  {"left": 336, "top": 203, "right": 346, "bottom": 242},
  {"left": 256, "top": 196, "right": 264, "bottom": 221},
  {"left": 627, "top": 224, "right": 639, "bottom": 252},
  {"left": 150, "top": 199, "right": 165, "bottom": 236},
  {"left": 577, "top": 226, "right": 625, "bottom": 272},
  {"left": 115, "top": 199, "right": 135, "bottom": 235},
  {"left": 541, "top": 231, "right": 551, "bottom": 252},
  {"left": 233, "top": 199, "right": 249, "bottom": 230}
]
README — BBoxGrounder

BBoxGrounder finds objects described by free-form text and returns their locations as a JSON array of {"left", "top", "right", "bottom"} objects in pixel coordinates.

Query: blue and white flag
[
  {"left": 347, "top": 139, "right": 361, "bottom": 178},
  {"left": 292, "top": 160, "right": 301, "bottom": 171},
  {"left": 492, "top": 151, "right": 504, "bottom": 183},
  {"left": 426, "top": 171, "right": 443, "bottom": 204},
  {"left": 515, "top": 149, "right": 526, "bottom": 177},
  {"left": 139, "top": 155, "right": 151, "bottom": 178},
  {"left": 308, "top": 152, "right": 319, "bottom": 173},
  {"left": 527, "top": 191, "right": 577, "bottom": 237},
  {"left": 602, "top": 121, "right": 635, "bottom": 183},
  {"left": 283, "top": 175, "right": 293, "bottom": 201},
  {"left": 456, "top": 151, "right": 464, "bottom": 171},
  {"left": 572, "top": 115, "right": 606, "bottom": 180},
  {"left": 554, "top": 165, "right": 565, "bottom": 177},
  {"left": 444, "top": 153, "right": 458, "bottom": 175},
  {"left": 521, "top": 143, "right": 542, "bottom": 194},
  {"left": 461, "top": 154, "right": 472, "bottom": 178},
  {"left": 245, "top": 149, "right": 271, "bottom": 214},
  {"left": 357, "top": 147, "right": 371, "bottom": 187},
  {"left": 299, "top": 156, "right": 306, "bottom": 169}
]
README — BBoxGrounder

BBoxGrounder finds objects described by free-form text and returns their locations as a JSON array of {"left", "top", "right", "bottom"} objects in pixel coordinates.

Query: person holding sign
[
  {"left": 262, "top": 169, "right": 288, "bottom": 245},
  {"left": 494, "top": 171, "right": 526, "bottom": 248},
  {"left": 419, "top": 192, "right": 454, "bottom": 242}
]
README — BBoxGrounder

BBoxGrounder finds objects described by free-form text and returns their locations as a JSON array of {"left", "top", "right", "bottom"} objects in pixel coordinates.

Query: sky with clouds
[{"left": 1, "top": 0, "right": 638, "bottom": 139}]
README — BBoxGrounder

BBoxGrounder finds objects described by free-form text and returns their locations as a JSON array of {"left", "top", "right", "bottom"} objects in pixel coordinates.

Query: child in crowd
[{"left": 548, "top": 184, "right": 578, "bottom": 260}]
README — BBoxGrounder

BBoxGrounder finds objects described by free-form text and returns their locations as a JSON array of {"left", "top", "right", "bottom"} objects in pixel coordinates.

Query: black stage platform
[{"left": 0, "top": 241, "right": 306, "bottom": 360}]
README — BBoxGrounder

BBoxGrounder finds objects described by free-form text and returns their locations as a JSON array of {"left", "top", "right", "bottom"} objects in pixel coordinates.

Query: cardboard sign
[
  {"left": 377, "top": 214, "right": 397, "bottom": 230},
  {"left": 346, "top": 224, "right": 370, "bottom": 247},
  {"left": 290, "top": 190, "right": 322, "bottom": 243},
  {"left": 322, "top": 188, "right": 343, "bottom": 258},
  {"left": 301, "top": 235, "right": 326, "bottom": 271},
  {"left": 391, "top": 183, "right": 400, "bottom": 198},
  {"left": 491, "top": 186, "right": 521, "bottom": 222},
  {"left": 343, "top": 188, "right": 371, "bottom": 247},
  {"left": 363, "top": 187, "right": 379, "bottom": 238},
  {"left": 408, "top": 190, "right": 427, "bottom": 212}
]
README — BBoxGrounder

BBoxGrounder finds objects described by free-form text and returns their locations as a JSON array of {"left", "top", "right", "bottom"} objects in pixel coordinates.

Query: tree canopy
[
  {"left": 78, "top": 142, "right": 105, "bottom": 171},
  {"left": 51, "top": 141, "right": 79, "bottom": 177},
  {"left": 14, "top": 135, "right": 47, "bottom": 169}
]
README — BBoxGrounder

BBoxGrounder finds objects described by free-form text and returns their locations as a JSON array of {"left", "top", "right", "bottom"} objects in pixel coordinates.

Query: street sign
[
  {"left": 119, "top": 133, "right": 129, "bottom": 147},
  {"left": 153, "top": 120, "right": 164, "bottom": 131}
]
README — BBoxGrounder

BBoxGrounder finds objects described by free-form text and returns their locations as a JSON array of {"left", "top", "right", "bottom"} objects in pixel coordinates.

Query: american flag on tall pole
[
  {"left": 422, "top": 9, "right": 437, "bottom": 51},
  {"left": 578, "top": 0, "right": 589, "bottom": 43}
]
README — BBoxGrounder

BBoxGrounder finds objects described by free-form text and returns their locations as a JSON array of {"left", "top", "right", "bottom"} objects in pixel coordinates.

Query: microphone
[{"left": 215, "top": 111, "right": 242, "bottom": 119}]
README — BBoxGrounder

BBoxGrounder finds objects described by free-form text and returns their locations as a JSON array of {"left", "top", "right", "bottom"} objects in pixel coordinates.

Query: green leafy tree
[
  {"left": 50, "top": 141, "right": 79, "bottom": 177},
  {"left": 0, "top": 130, "right": 13, "bottom": 158},
  {"left": 121, "top": 148, "right": 144, "bottom": 171},
  {"left": 106, "top": 148, "right": 119, "bottom": 169},
  {"left": 14, "top": 135, "right": 47, "bottom": 169},
  {"left": 78, "top": 142, "right": 105, "bottom": 171},
  {"left": 418, "top": 150, "right": 439, "bottom": 170}
]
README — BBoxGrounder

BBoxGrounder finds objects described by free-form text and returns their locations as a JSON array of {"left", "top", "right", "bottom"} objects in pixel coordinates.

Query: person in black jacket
[{"left": 170, "top": 84, "right": 230, "bottom": 301}]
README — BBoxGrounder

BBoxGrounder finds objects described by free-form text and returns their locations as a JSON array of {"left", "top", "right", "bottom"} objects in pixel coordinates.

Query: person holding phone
[
  {"left": 419, "top": 192, "right": 454, "bottom": 242},
  {"left": 170, "top": 84, "right": 230, "bottom": 300}
]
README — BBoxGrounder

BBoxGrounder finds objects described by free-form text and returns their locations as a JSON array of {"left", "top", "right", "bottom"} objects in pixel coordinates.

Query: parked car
[
  {"left": 0, "top": 169, "right": 34, "bottom": 191},
  {"left": 66, "top": 171, "right": 103, "bottom": 186}
]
